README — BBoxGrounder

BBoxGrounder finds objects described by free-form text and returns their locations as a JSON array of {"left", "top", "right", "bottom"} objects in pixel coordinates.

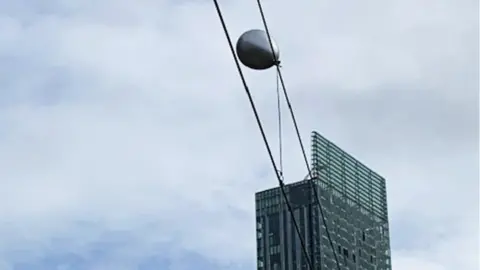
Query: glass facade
[{"left": 255, "top": 131, "right": 391, "bottom": 270}]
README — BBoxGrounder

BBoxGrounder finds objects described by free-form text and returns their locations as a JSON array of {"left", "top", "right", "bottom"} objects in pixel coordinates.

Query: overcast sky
[{"left": 0, "top": 0, "right": 478, "bottom": 269}]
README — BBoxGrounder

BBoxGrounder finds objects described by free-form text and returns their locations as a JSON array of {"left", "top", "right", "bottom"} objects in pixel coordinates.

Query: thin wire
[
  {"left": 276, "top": 69, "right": 283, "bottom": 175},
  {"left": 210, "top": 1, "right": 313, "bottom": 269},
  {"left": 254, "top": 1, "right": 342, "bottom": 269}
]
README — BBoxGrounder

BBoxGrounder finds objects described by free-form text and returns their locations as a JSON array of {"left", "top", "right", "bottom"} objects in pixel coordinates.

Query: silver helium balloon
[{"left": 236, "top": 29, "right": 280, "bottom": 70}]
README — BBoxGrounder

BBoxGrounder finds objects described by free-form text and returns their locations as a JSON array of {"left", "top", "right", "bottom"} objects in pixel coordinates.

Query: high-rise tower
[{"left": 255, "top": 131, "right": 391, "bottom": 270}]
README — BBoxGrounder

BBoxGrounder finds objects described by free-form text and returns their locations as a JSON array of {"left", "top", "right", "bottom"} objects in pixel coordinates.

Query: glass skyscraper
[{"left": 255, "top": 131, "right": 391, "bottom": 270}]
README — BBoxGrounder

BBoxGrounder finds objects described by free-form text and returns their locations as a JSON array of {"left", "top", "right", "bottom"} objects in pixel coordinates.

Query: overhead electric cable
[
  {"left": 210, "top": 1, "right": 314, "bottom": 269},
  {"left": 253, "top": 1, "right": 342, "bottom": 269}
]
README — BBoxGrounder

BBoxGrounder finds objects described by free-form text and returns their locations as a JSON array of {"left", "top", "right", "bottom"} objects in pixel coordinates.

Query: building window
[
  {"left": 343, "top": 248, "right": 349, "bottom": 257},
  {"left": 257, "top": 222, "right": 262, "bottom": 230},
  {"left": 269, "top": 245, "right": 280, "bottom": 255}
]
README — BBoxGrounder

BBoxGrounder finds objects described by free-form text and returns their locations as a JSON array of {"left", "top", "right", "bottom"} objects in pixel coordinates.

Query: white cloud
[{"left": 0, "top": 0, "right": 477, "bottom": 269}]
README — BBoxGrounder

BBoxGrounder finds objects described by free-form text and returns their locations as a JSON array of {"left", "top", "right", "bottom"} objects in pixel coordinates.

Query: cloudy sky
[{"left": 0, "top": 0, "right": 478, "bottom": 269}]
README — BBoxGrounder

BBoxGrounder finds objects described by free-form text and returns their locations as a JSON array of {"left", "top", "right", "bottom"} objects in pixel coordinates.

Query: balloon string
[{"left": 276, "top": 68, "right": 283, "bottom": 179}]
